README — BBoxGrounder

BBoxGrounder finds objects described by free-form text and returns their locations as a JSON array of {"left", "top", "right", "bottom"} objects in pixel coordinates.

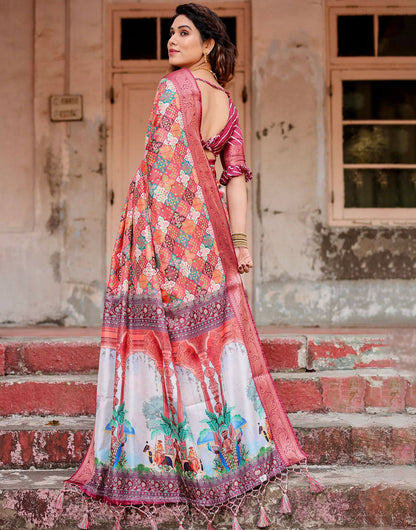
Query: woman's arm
[
  {"left": 226, "top": 175, "right": 253, "bottom": 274},
  {"left": 227, "top": 175, "right": 247, "bottom": 233}
]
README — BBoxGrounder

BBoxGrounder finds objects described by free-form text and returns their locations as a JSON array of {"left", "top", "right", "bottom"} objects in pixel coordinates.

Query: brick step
[
  {"left": 1, "top": 413, "right": 415, "bottom": 470},
  {"left": 1, "top": 465, "right": 415, "bottom": 528},
  {"left": 0, "top": 374, "right": 97, "bottom": 416},
  {"left": 273, "top": 368, "right": 416, "bottom": 414},
  {"left": 0, "top": 337, "right": 100, "bottom": 375},
  {"left": 263, "top": 332, "right": 393, "bottom": 372},
  {"left": 291, "top": 412, "right": 416, "bottom": 465},
  {"left": 0, "top": 331, "right": 392, "bottom": 375},
  {"left": 0, "top": 416, "right": 93, "bottom": 469},
  {"left": 1, "top": 369, "right": 414, "bottom": 416}
]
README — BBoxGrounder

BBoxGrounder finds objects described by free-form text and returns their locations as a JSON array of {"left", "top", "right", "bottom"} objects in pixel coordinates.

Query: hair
[{"left": 174, "top": 3, "right": 236, "bottom": 87}]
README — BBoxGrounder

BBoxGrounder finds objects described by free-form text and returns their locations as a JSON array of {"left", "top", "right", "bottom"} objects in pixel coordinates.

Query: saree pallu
[{"left": 65, "top": 68, "right": 311, "bottom": 528}]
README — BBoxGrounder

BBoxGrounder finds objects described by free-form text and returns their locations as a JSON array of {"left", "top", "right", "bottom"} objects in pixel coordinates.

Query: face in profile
[{"left": 168, "top": 14, "right": 208, "bottom": 69}]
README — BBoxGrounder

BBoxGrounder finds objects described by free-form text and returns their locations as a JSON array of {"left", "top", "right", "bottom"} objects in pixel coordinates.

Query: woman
[{"left": 61, "top": 4, "right": 322, "bottom": 529}]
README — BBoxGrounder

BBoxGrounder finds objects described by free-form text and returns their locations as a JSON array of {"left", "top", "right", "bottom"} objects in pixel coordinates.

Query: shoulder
[
  {"left": 166, "top": 68, "right": 192, "bottom": 84},
  {"left": 165, "top": 68, "right": 199, "bottom": 97},
  {"left": 155, "top": 69, "right": 195, "bottom": 97}
]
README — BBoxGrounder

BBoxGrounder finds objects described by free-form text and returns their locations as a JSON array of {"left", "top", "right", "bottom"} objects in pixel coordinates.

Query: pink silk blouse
[{"left": 196, "top": 77, "right": 253, "bottom": 186}]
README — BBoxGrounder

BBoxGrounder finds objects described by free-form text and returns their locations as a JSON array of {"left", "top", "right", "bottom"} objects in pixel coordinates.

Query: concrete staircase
[{"left": 0, "top": 328, "right": 415, "bottom": 529}]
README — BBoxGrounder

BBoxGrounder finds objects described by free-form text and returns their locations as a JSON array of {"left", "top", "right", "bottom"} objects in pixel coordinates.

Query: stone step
[
  {"left": 1, "top": 465, "right": 415, "bottom": 528},
  {"left": 1, "top": 413, "right": 415, "bottom": 469},
  {"left": 0, "top": 330, "right": 393, "bottom": 375},
  {"left": 0, "top": 369, "right": 414, "bottom": 416}
]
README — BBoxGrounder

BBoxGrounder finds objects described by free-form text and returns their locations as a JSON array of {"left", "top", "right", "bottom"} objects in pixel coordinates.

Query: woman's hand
[{"left": 235, "top": 247, "right": 253, "bottom": 274}]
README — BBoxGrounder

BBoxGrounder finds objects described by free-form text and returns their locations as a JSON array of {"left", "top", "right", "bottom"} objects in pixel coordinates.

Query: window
[
  {"left": 112, "top": 10, "right": 237, "bottom": 67},
  {"left": 327, "top": 3, "right": 416, "bottom": 225}
]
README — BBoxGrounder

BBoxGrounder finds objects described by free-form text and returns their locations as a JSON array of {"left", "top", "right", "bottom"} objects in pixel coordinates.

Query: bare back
[{"left": 195, "top": 75, "right": 230, "bottom": 159}]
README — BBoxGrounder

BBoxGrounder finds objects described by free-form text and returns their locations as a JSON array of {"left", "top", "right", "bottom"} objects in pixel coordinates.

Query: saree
[{"left": 64, "top": 68, "right": 316, "bottom": 528}]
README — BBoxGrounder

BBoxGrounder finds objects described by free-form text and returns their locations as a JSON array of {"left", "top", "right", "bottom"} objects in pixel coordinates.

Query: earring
[{"left": 203, "top": 51, "right": 208, "bottom": 63}]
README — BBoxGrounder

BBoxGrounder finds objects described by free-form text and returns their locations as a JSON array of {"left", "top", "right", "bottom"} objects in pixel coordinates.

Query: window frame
[
  {"left": 110, "top": 3, "right": 248, "bottom": 71},
  {"left": 327, "top": 1, "right": 416, "bottom": 226}
]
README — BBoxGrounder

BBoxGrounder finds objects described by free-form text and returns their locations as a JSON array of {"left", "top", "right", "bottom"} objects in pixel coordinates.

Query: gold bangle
[
  {"left": 233, "top": 242, "right": 248, "bottom": 248},
  {"left": 231, "top": 232, "right": 248, "bottom": 248}
]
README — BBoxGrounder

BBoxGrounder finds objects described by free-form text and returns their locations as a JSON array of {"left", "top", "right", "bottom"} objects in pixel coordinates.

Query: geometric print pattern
[{"left": 106, "top": 79, "right": 225, "bottom": 311}]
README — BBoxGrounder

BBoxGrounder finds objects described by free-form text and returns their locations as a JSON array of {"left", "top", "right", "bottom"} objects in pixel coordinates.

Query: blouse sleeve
[{"left": 219, "top": 112, "right": 253, "bottom": 186}]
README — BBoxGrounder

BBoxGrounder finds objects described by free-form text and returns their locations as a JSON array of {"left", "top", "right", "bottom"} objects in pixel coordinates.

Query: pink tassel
[
  {"left": 279, "top": 493, "right": 292, "bottom": 515},
  {"left": 114, "top": 518, "right": 122, "bottom": 530},
  {"left": 257, "top": 505, "right": 270, "bottom": 527},
  {"left": 55, "top": 490, "right": 64, "bottom": 510},
  {"left": 308, "top": 475, "right": 325, "bottom": 493},
  {"left": 178, "top": 524, "right": 184, "bottom": 530},
  {"left": 150, "top": 520, "right": 158, "bottom": 530},
  {"left": 232, "top": 515, "right": 243, "bottom": 530},
  {"left": 78, "top": 513, "right": 91, "bottom": 529},
  {"left": 207, "top": 522, "right": 216, "bottom": 530}
]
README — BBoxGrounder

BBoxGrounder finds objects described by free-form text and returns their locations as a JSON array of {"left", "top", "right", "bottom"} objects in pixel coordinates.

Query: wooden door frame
[{"left": 105, "top": 1, "right": 253, "bottom": 295}]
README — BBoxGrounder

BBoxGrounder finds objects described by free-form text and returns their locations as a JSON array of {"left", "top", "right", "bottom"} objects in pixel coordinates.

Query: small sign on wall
[{"left": 50, "top": 95, "right": 83, "bottom": 121}]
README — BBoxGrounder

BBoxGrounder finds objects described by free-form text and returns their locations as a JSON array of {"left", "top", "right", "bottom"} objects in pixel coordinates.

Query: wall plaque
[{"left": 50, "top": 95, "right": 83, "bottom": 121}]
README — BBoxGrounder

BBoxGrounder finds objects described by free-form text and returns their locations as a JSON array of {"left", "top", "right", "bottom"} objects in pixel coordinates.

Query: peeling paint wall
[
  {"left": 251, "top": 0, "right": 416, "bottom": 326},
  {"left": 0, "top": 0, "right": 106, "bottom": 326},
  {"left": 1, "top": 0, "right": 415, "bottom": 327},
  {"left": 316, "top": 225, "right": 416, "bottom": 280}
]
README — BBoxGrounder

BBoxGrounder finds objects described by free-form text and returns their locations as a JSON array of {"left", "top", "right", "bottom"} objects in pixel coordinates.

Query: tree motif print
[
  {"left": 142, "top": 396, "right": 196, "bottom": 474},
  {"left": 197, "top": 402, "right": 248, "bottom": 474},
  {"left": 105, "top": 402, "right": 135, "bottom": 469}
]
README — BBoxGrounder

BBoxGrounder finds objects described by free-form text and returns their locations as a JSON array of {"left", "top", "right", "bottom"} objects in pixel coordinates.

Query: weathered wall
[
  {"left": 251, "top": 0, "right": 416, "bottom": 326},
  {"left": 0, "top": 0, "right": 106, "bottom": 326},
  {"left": 1, "top": 0, "right": 415, "bottom": 327}
]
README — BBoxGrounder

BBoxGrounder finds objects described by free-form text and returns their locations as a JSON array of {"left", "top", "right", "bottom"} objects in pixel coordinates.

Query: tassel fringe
[
  {"left": 78, "top": 513, "right": 91, "bottom": 529},
  {"left": 232, "top": 515, "right": 243, "bottom": 530},
  {"left": 279, "top": 493, "right": 292, "bottom": 515},
  {"left": 60, "top": 464, "right": 322, "bottom": 529},
  {"left": 308, "top": 475, "right": 325, "bottom": 493},
  {"left": 257, "top": 505, "right": 270, "bottom": 527},
  {"left": 55, "top": 490, "right": 65, "bottom": 511}
]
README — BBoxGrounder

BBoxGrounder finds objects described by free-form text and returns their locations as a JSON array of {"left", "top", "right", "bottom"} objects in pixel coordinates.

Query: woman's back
[{"left": 195, "top": 74, "right": 230, "bottom": 151}]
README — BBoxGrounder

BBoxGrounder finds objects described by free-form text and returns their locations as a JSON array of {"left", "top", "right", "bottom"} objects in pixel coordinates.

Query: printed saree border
[
  {"left": 101, "top": 289, "right": 234, "bottom": 342},
  {"left": 75, "top": 449, "right": 285, "bottom": 507},
  {"left": 170, "top": 68, "right": 307, "bottom": 468}
]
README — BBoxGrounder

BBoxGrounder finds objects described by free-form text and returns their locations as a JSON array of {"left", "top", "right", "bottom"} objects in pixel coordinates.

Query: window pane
[
  {"left": 338, "top": 16, "right": 374, "bottom": 56},
  {"left": 343, "top": 81, "right": 416, "bottom": 120},
  {"left": 379, "top": 15, "right": 416, "bottom": 56},
  {"left": 221, "top": 17, "right": 237, "bottom": 46},
  {"left": 160, "top": 17, "right": 172, "bottom": 60},
  {"left": 345, "top": 169, "right": 416, "bottom": 207},
  {"left": 344, "top": 125, "right": 416, "bottom": 164},
  {"left": 121, "top": 18, "right": 157, "bottom": 60}
]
